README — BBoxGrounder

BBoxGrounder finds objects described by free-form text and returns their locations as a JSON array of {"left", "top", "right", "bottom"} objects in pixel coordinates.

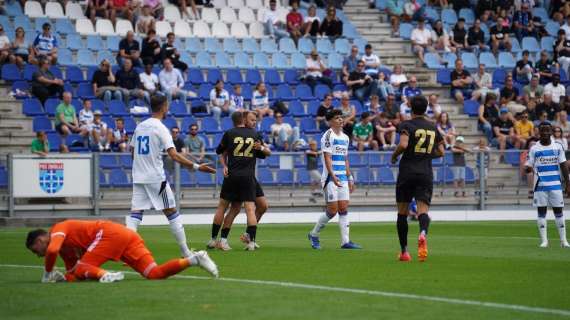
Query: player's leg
[
  {"left": 551, "top": 190, "right": 569, "bottom": 247},
  {"left": 209, "top": 198, "right": 231, "bottom": 248},
  {"left": 244, "top": 201, "right": 258, "bottom": 250},
  {"left": 308, "top": 182, "right": 338, "bottom": 249},
  {"left": 71, "top": 251, "right": 124, "bottom": 283},
  {"left": 416, "top": 197, "right": 432, "bottom": 262},
  {"left": 537, "top": 206, "right": 548, "bottom": 247},
  {"left": 127, "top": 184, "right": 152, "bottom": 231},
  {"left": 396, "top": 177, "right": 413, "bottom": 261},
  {"left": 218, "top": 201, "right": 241, "bottom": 251},
  {"left": 338, "top": 199, "right": 361, "bottom": 249}
]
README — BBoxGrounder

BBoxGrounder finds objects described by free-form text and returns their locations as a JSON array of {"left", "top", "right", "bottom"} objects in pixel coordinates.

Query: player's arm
[
  {"left": 391, "top": 132, "right": 408, "bottom": 164},
  {"left": 167, "top": 147, "right": 216, "bottom": 174},
  {"left": 220, "top": 150, "right": 229, "bottom": 177},
  {"left": 324, "top": 152, "right": 342, "bottom": 187},
  {"left": 433, "top": 142, "right": 445, "bottom": 158},
  {"left": 345, "top": 157, "right": 355, "bottom": 193}
]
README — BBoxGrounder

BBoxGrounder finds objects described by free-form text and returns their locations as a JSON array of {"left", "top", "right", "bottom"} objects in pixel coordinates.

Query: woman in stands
[
  {"left": 303, "top": 5, "right": 320, "bottom": 37},
  {"left": 251, "top": 82, "right": 273, "bottom": 119},
  {"left": 431, "top": 20, "right": 453, "bottom": 53},
  {"left": 389, "top": 64, "right": 408, "bottom": 97},
  {"left": 436, "top": 112, "right": 457, "bottom": 148},
  {"left": 9, "top": 27, "right": 33, "bottom": 68},
  {"left": 141, "top": 29, "right": 161, "bottom": 65},
  {"left": 319, "top": 5, "right": 343, "bottom": 38}
]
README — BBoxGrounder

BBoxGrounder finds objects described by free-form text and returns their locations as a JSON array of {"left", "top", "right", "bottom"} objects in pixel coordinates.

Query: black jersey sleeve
[
  {"left": 398, "top": 121, "right": 413, "bottom": 136},
  {"left": 216, "top": 131, "right": 229, "bottom": 155}
]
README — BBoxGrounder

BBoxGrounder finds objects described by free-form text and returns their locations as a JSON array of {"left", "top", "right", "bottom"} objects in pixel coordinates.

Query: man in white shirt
[
  {"left": 140, "top": 61, "right": 159, "bottom": 95},
  {"left": 0, "top": 24, "right": 10, "bottom": 65},
  {"left": 544, "top": 74, "right": 566, "bottom": 105},
  {"left": 411, "top": 18, "right": 435, "bottom": 65},
  {"left": 305, "top": 49, "right": 333, "bottom": 92},
  {"left": 159, "top": 58, "right": 187, "bottom": 104},
  {"left": 361, "top": 44, "right": 381, "bottom": 79},
  {"left": 263, "top": 0, "right": 288, "bottom": 39},
  {"left": 471, "top": 63, "right": 497, "bottom": 102},
  {"left": 426, "top": 94, "right": 442, "bottom": 120},
  {"left": 209, "top": 80, "right": 235, "bottom": 122},
  {"left": 90, "top": 110, "right": 109, "bottom": 151},
  {"left": 78, "top": 100, "right": 94, "bottom": 132},
  {"left": 270, "top": 112, "right": 301, "bottom": 151}
]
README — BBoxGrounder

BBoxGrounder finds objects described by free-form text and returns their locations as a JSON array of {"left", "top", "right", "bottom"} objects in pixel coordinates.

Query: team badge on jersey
[{"left": 39, "top": 162, "right": 64, "bottom": 194}]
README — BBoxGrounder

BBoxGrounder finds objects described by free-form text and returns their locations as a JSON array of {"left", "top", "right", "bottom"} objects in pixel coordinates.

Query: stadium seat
[
  {"left": 228, "top": 0, "right": 244, "bottom": 8},
  {"left": 221, "top": 117, "right": 233, "bottom": 131},
  {"left": 162, "top": 117, "right": 178, "bottom": 130},
  {"left": 106, "top": 36, "right": 121, "bottom": 52},
  {"left": 460, "top": 52, "right": 478, "bottom": 70},
  {"left": 156, "top": 21, "right": 173, "bottom": 37},
  {"left": 242, "top": 38, "right": 259, "bottom": 54},
  {"left": 66, "top": 2, "right": 85, "bottom": 19},
  {"left": 97, "top": 50, "right": 115, "bottom": 65},
  {"left": 249, "top": 22, "right": 265, "bottom": 39},
  {"left": 194, "top": 21, "right": 212, "bottom": 37},
  {"left": 257, "top": 168, "right": 275, "bottom": 185},
  {"left": 230, "top": 22, "right": 248, "bottom": 38},
  {"left": 328, "top": 52, "right": 343, "bottom": 69},
  {"left": 442, "top": 8, "right": 457, "bottom": 26},
  {"left": 174, "top": 21, "right": 192, "bottom": 37},
  {"left": 334, "top": 38, "right": 350, "bottom": 56},
  {"left": 465, "top": 167, "right": 475, "bottom": 184},
  {"left": 238, "top": 8, "right": 256, "bottom": 24},
  {"left": 204, "top": 38, "right": 222, "bottom": 53},
  {"left": 437, "top": 167, "right": 454, "bottom": 184},
  {"left": 202, "top": 8, "right": 219, "bottom": 23},
  {"left": 109, "top": 100, "right": 129, "bottom": 116},
  {"left": 458, "top": 8, "right": 474, "bottom": 24},
  {"left": 301, "top": 118, "right": 320, "bottom": 134},
  {"left": 196, "top": 171, "right": 214, "bottom": 186},
  {"left": 541, "top": 36, "right": 555, "bottom": 52},
  {"left": 46, "top": 2, "right": 65, "bottom": 18},
  {"left": 295, "top": 84, "right": 314, "bottom": 101},
  {"left": 443, "top": 52, "right": 457, "bottom": 66},
  {"left": 246, "top": 0, "right": 263, "bottom": 8},
  {"left": 532, "top": 7, "right": 549, "bottom": 21},
  {"left": 100, "top": 154, "right": 120, "bottom": 169},
  {"left": 23, "top": 65, "right": 38, "bottom": 81},
  {"left": 1, "top": 64, "right": 21, "bottom": 81},
  {"left": 11, "top": 81, "right": 30, "bottom": 96},
  {"left": 109, "top": 169, "right": 130, "bottom": 187},
  {"left": 184, "top": 37, "right": 202, "bottom": 53},
  {"left": 119, "top": 154, "right": 133, "bottom": 168},
  {"left": 279, "top": 37, "right": 297, "bottom": 54},
  {"left": 498, "top": 52, "right": 516, "bottom": 69},
  {"left": 511, "top": 38, "right": 522, "bottom": 53},
  {"left": 276, "top": 84, "right": 294, "bottom": 100},
  {"left": 546, "top": 21, "right": 560, "bottom": 37},
  {"left": 55, "top": 19, "right": 74, "bottom": 35},
  {"left": 212, "top": 21, "right": 230, "bottom": 38},
  {"left": 298, "top": 38, "right": 314, "bottom": 55},
  {"left": 49, "top": 66, "right": 63, "bottom": 80},
  {"left": 76, "top": 18, "right": 96, "bottom": 35},
  {"left": 33, "top": 116, "right": 53, "bottom": 132},
  {"left": 90, "top": 100, "right": 105, "bottom": 113},
  {"left": 246, "top": 69, "right": 262, "bottom": 85},
  {"left": 522, "top": 37, "right": 540, "bottom": 53},
  {"left": 23, "top": 99, "right": 44, "bottom": 116},
  {"left": 13, "top": 16, "right": 32, "bottom": 31},
  {"left": 170, "top": 100, "right": 189, "bottom": 116},
  {"left": 222, "top": 38, "right": 241, "bottom": 54},
  {"left": 504, "top": 151, "right": 521, "bottom": 166},
  {"left": 25, "top": 1, "right": 44, "bottom": 18},
  {"left": 0, "top": 167, "right": 7, "bottom": 188},
  {"left": 265, "top": 68, "right": 282, "bottom": 86},
  {"left": 75, "top": 82, "right": 94, "bottom": 99},
  {"left": 276, "top": 170, "right": 294, "bottom": 186},
  {"left": 197, "top": 83, "right": 213, "bottom": 100},
  {"left": 424, "top": 6, "right": 439, "bottom": 22},
  {"left": 5, "top": 0, "right": 22, "bottom": 16},
  {"left": 87, "top": 35, "right": 104, "bottom": 51},
  {"left": 164, "top": 6, "right": 182, "bottom": 22},
  {"left": 77, "top": 49, "right": 97, "bottom": 67},
  {"left": 96, "top": 19, "right": 115, "bottom": 37},
  {"left": 399, "top": 23, "right": 413, "bottom": 40},
  {"left": 261, "top": 38, "right": 278, "bottom": 54},
  {"left": 289, "top": 100, "right": 306, "bottom": 117},
  {"left": 226, "top": 68, "right": 243, "bottom": 84},
  {"left": 284, "top": 69, "right": 300, "bottom": 85},
  {"left": 316, "top": 39, "right": 333, "bottom": 55},
  {"left": 291, "top": 53, "right": 306, "bottom": 69},
  {"left": 220, "top": 7, "right": 237, "bottom": 23},
  {"left": 378, "top": 167, "right": 395, "bottom": 185},
  {"left": 314, "top": 84, "right": 330, "bottom": 100},
  {"left": 253, "top": 53, "right": 270, "bottom": 69},
  {"left": 425, "top": 53, "right": 444, "bottom": 69},
  {"left": 207, "top": 69, "right": 223, "bottom": 84},
  {"left": 115, "top": 20, "right": 133, "bottom": 37},
  {"left": 57, "top": 48, "right": 74, "bottom": 67},
  {"left": 492, "top": 68, "right": 508, "bottom": 85},
  {"left": 479, "top": 52, "right": 498, "bottom": 69},
  {"left": 272, "top": 52, "right": 289, "bottom": 69},
  {"left": 181, "top": 116, "right": 197, "bottom": 131},
  {"left": 463, "top": 100, "right": 479, "bottom": 117},
  {"left": 196, "top": 52, "right": 213, "bottom": 68},
  {"left": 202, "top": 118, "right": 221, "bottom": 134},
  {"left": 215, "top": 52, "right": 232, "bottom": 69}
]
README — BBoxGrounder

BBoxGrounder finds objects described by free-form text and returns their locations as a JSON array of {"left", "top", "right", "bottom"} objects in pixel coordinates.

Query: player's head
[
  {"left": 231, "top": 110, "right": 245, "bottom": 127},
  {"left": 244, "top": 110, "right": 258, "bottom": 129},
  {"left": 26, "top": 229, "right": 49, "bottom": 257},
  {"left": 150, "top": 95, "right": 168, "bottom": 116},
  {"left": 410, "top": 95, "right": 428, "bottom": 116},
  {"left": 538, "top": 122, "right": 552, "bottom": 143},
  {"left": 326, "top": 109, "right": 343, "bottom": 129}
]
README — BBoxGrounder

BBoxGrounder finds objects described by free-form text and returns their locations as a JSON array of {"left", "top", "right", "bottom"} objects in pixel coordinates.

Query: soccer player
[
  {"left": 26, "top": 219, "right": 218, "bottom": 283},
  {"left": 391, "top": 95, "right": 445, "bottom": 262},
  {"left": 126, "top": 95, "right": 216, "bottom": 258},
  {"left": 525, "top": 122, "right": 570, "bottom": 248},
  {"left": 308, "top": 109, "right": 361, "bottom": 250}
]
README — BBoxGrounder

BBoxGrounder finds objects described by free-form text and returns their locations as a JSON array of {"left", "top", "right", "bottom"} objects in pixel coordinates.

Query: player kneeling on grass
[
  {"left": 391, "top": 96, "right": 445, "bottom": 262},
  {"left": 525, "top": 122, "right": 570, "bottom": 248},
  {"left": 308, "top": 109, "right": 361, "bottom": 250},
  {"left": 26, "top": 220, "right": 219, "bottom": 283}
]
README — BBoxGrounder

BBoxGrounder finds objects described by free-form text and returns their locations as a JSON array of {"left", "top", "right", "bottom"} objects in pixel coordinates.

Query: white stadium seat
[
  {"left": 212, "top": 21, "right": 229, "bottom": 38},
  {"left": 66, "top": 2, "right": 85, "bottom": 19},
  {"left": 164, "top": 6, "right": 182, "bottom": 22},
  {"left": 76, "top": 18, "right": 96, "bottom": 35},
  {"left": 115, "top": 20, "right": 133, "bottom": 37},
  {"left": 201, "top": 8, "right": 219, "bottom": 24},
  {"left": 96, "top": 19, "right": 116, "bottom": 36},
  {"left": 227, "top": 0, "right": 244, "bottom": 9},
  {"left": 155, "top": 21, "right": 173, "bottom": 37},
  {"left": 249, "top": 21, "right": 265, "bottom": 39},
  {"left": 220, "top": 7, "right": 238, "bottom": 23},
  {"left": 230, "top": 22, "right": 248, "bottom": 38},
  {"left": 246, "top": 0, "right": 263, "bottom": 9},
  {"left": 174, "top": 21, "right": 192, "bottom": 37},
  {"left": 25, "top": 1, "right": 44, "bottom": 18},
  {"left": 257, "top": 8, "right": 265, "bottom": 22},
  {"left": 238, "top": 8, "right": 256, "bottom": 24},
  {"left": 211, "top": 0, "right": 226, "bottom": 7},
  {"left": 192, "top": 21, "right": 211, "bottom": 37},
  {"left": 45, "top": 2, "right": 65, "bottom": 19},
  {"left": 277, "top": 7, "right": 288, "bottom": 22}
]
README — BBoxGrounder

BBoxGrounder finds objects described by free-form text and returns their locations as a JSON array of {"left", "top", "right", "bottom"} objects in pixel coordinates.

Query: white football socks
[
  {"left": 537, "top": 217, "right": 547, "bottom": 244},
  {"left": 338, "top": 212, "right": 350, "bottom": 245},
  {"left": 126, "top": 211, "right": 143, "bottom": 231},
  {"left": 311, "top": 211, "right": 333, "bottom": 236},
  {"left": 167, "top": 212, "right": 192, "bottom": 258},
  {"left": 555, "top": 215, "right": 567, "bottom": 244}
]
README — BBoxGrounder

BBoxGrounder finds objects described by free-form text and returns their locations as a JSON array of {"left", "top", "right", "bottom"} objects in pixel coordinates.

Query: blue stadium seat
[
  {"left": 334, "top": 38, "right": 350, "bottom": 55},
  {"left": 279, "top": 37, "right": 297, "bottom": 54},
  {"left": 185, "top": 37, "right": 202, "bottom": 53},
  {"left": 343, "top": 24, "right": 358, "bottom": 39},
  {"left": 23, "top": 99, "right": 44, "bottom": 116},
  {"left": 300, "top": 118, "right": 319, "bottom": 134},
  {"left": 215, "top": 52, "right": 232, "bottom": 68},
  {"left": 23, "top": 64, "right": 38, "bottom": 81},
  {"left": 109, "top": 100, "right": 129, "bottom": 116},
  {"left": 13, "top": 16, "right": 32, "bottom": 31},
  {"left": 328, "top": 52, "right": 343, "bottom": 69},
  {"left": 276, "top": 170, "right": 294, "bottom": 185},
  {"left": 100, "top": 154, "right": 120, "bottom": 169},
  {"left": 314, "top": 84, "right": 330, "bottom": 100},
  {"left": 196, "top": 171, "right": 214, "bottom": 186},
  {"left": 265, "top": 68, "right": 282, "bottom": 86},
  {"left": 546, "top": 21, "right": 560, "bottom": 37},
  {"left": 205, "top": 38, "right": 222, "bottom": 53},
  {"left": 234, "top": 52, "right": 250, "bottom": 69},
  {"left": 295, "top": 84, "right": 313, "bottom": 101},
  {"left": 11, "top": 80, "right": 30, "bottom": 95},
  {"left": 179, "top": 170, "right": 195, "bottom": 187},
  {"left": 246, "top": 69, "right": 262, "bottom": 85},
  {"left": 57, "top": 48, "right": 74, "bottom": 67},
  {"left": 55, "top": 19, "right": 74, "bottom": 35},
  {"left": 170, "top": 100, "right": 188, "bottom": 116},
  {"left": 0, "top": 167, "right": 7, "bottom": 189},
  {"left": 65, "top": 33, "right": 83, "bottom": 51},
  {"left": 260, "top": 38, "right": 278, "bottom": 54},
  {"left": 33, "top": 116, "right": 53, "bottom": 132},
  {"left": 378, "top": 167, "right": 395, "bottom": 185},
  {"left": 122, "top": 117, "right": 137, "bottom": 133},
  {"left": 460, "top": 52, "right": 478, "bottom": 69},
  {"left": 498, "top": 52, "right": 516, "bottom": 69},
  {"left": 226, "top": 68, "right": 243, "bottom": 84},
  {"left": 443, "top": 52, "right": 457, "bottom": 66},
  {"left": 425, "top": 53, "right": 444, "bottom": 69},
  {"left": 276, "top": 84, "right": 294, "bottom": 100},
  {"left": 356, "top": 167, "right": 372, "bottom": 184},
  {"left": 465, "top": 167, "right": 475, "bottom": 184},
  {"left": 316, "top": 38, "right": 333, "bottom": 54},
  {"left": 201, "top": 117, "right": 220, "bottom": 134},
  {"left": 272, "top": 52, "right": 289, "bottom": 69},
  {"left": 463, "top": 100, "right": 479, "bottom": 117},
  {"left": 109, "top": 169, "right": 130, "bottom": 187},
  {"left": 78, "top": 49, "right": 96, "bottom": 67},
  {"left": 479, "top": 52, "right": 498, "bottom": 69},
  {"left": 99, "top": 170, "right": 109, "bottom": 187},
  {"left": 1, "top": 63, "right": 21, "bottom": 81},
  {"left": 424, "top": 6, "right": 440, "bottom": 22},
  {"left": 307, "top": 100, "right": 320, "bottom": 116},
  {"left": 504, "top": 151, "right": 521, "bottom": 166},
  {"left": 511, "top": 38, "right": 521, "bottom": 53},
  {"left": 90, "top": 99, "right": 105, "bottom": 113},
  {"left": 242, "top": 38, "right": 259, "bottom": 54},
  {"left": 458, "top": 8, "right": 475, "bottom": 24},
  {"left": 297, "top": 169, "right": 311, "bottom": 185},
  {"left": 291, "top": 53, "right": 306, "bottom": 69},
  {"left": 188, "top": 68, "right": 204, "bottom": 85},
  {"left": 5, "top": 1, "right": 22, "bottom": 15},
  {"left": 532, "top": 7, "right": 549, "bottom": 21},
  {"left": 437, "top": 167, "right": 454, "bottom": 184},
  {"left": 253, "top": 52, "right": 270, "bottom": 69},
  {"left": 65, "top": 66, "right": 85, "bottom": 83},
  {"left": 44, "top": 98, "right": 60, "bottom": 117},
  {"left": 399, "top": 23, "right": 413, "bottom": 40},
  {"left": 77, "top": 83, "right": 95, "bottom": 99},
  {"left": 34, "top": 18, "right": 50, "bottom": 33},
  {"left": 49, "top": 66, "right": 63, "bottom": 79},
  {"left": 442, "top": 9, "right": 458, "bottom": 26},
  {"left": 541, "top": 36, "right": 555, "bottom": 52},
  {"left": 87, "top": 35, "right": 104, "bottom": 51},
  {"left": 181, "top": 116, "right": 197, "bottom": 132},
  {"left": 260, "top": 117, "right": 275, "bottom": 133},
  {"left": 223, "top": 38, "right": 241, "bottom": 53},
  {"left": 493, "top": 68, "right": 508, "bottom": 86},
  {"left": 522, "top": 37, "right": 540, "bottom": 53},
  {"left": 298, "top": 38, "right": 314, "bottom": 55},
  {"left": 349, "top": 153, "right": 364, "bottom": 167},
  {"left": 196, "top": 52, "right": 213, "bottom": 68},
  {"left": 221, "top": 117, "right": 233, "bottom": 131},
  {"left": 257, "top": 168, "right": 274, "bottom": 185},
  {"left": 119, "top": 154, "right": 133, "bottom": 168},
  {"left": 162, "top": 117, "right": 178, "bottom": 130},
  {"left": 105, "top": 36, "right": 120, "bottom": 52},
  {"left": 284, "top": 69, "right": 300, "bottom": 85},
  {"left": 198, "top": 83, "right": 213, "bottom": 100},
  {"left": 207, "top": 69, "right": 223, "bottom": 84},
  {"left": 287, "top": 100, "right": 305, "bottom": 117}
]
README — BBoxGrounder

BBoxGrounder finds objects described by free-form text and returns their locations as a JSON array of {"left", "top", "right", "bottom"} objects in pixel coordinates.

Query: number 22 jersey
[
  {"left": 130, "top": 117, "right": 175, "bottom": 184},
  {"left": 398, "top": 117, "right": 443, "bottom": 178},
  {"left": 216, "top": 127, "right": 262, "bottom": 177}
]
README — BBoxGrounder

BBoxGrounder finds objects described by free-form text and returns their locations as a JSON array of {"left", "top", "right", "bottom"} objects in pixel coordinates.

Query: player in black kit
[{"left": 391, "top": 96, "right": 445, "bottom": 262}]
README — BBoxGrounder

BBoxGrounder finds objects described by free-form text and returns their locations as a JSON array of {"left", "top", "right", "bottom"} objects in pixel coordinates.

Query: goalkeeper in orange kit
[{"left": 26, "top": 219, "right": 219, "bottom": 283}]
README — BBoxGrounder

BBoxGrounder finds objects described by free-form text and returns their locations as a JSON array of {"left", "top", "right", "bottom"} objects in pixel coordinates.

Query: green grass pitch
[{"left": 1, "top": 221, "right": 569, "bottom": 319}]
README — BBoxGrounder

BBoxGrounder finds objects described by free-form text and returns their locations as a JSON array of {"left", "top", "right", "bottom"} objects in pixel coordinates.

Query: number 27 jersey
[
  {"left": 398, "top": 117, "right": 443, "bottom": 178},
  {"left": 130, "top": 118, "right": 175, "bottom": 184}
]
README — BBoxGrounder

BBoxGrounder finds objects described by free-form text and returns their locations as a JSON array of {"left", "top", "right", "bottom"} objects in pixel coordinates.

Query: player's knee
[
  {"left": 145, "top": 267, "right": 166, "bottom": 280},
  {"left": 553, "top": 207, "right": 563, "bottom": 217},
  {"left": 163, "top": 207, "right": 177, "bottom": 216},
  {"left": 537, "top": 207, "right": 547, "bottom": 218}
]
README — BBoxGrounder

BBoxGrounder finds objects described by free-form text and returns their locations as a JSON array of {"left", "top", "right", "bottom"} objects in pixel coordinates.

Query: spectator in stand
[
  {"left": 33, "top": 23, "right": 58, "bottom": 65},
  {"left": 173, "top": 0, "right": 199, "bottom": 20},
  {"left": 402, "top": 76, "right": 422, "bottom": 103},
  {"left": 536, "top": 50, "right": 556, "bottom": 84},
  {"left": 140, "top": 29, "right": 161, "bottom": 65},
  {"left": 451, "top": 136, "right": 468, "bottom": 197},
  {"left": 512, "top": 3, "right": 536, "bottom": 42},
  {"left": 87, "top": 0, "right": 109, "bottom": 25},
  {"left": 381, "top": 94, "right": 401, "bottom": 127},
  {"left": 90, "top": 110, "right": 109, "bottom": 151},
  {"left": 411, "top": 18, "right": 435, "bottom": 65},
  {"left": 523, "top": 75, "right": 544, "bottom": 109},
  {"left": 427, "top": 94, "right": 442, "bottom": 120},
  {"left": 450, "top": 59, "right": 473, "bottom": 105},
  {"left": 78, "top": 100, "right": 94, "bottom": 134},
  {"left": 184, "top": 124, "right": 206, "bottom": 163},
  {"left": 399, "top": 99, "right": 412, "bottom": 121},
  {"left": 340, "top": 93, "right": 356, "bottom": 136},
  {"left": 270, "top": 111, "right": 301, "bottom": 151},
  {"left": 386, "top": 0, "right": 404, "bottom": 37},
  {"left": 554, "top": 110, "right": 570, "bottom": 136},
  {"left": 286, "top": 0, "right": 303, "bottom": 45},
  {"left": 251, "top": 82, "right": 273, "bottom": 118},
  {"left": 55, "top": 92, "right": 83, "bottom": 152},
  {"left": 551, "top": 1, "right": 570, "bottom": 24},
  {"left": 361, "top": 44, "right": 382, "bottom": 79},
  {"left": 304, "top": 49, "right": 333, "bottom": 91},
  {"left": 117, "top": 31, "right": 142, "bottom": 68},
  {"left": 303, "top": 5, "right": 320, "bottom": 37},
  {"left": 342, "top": 45, "right": 359, "bottom": 83},
  {"left": 478, "top": 93, "right": 500, "bottom": 142},
  {"left": 471, "top": 64, "right": 495, "bottom": 102},
  {"left": 561, "top": 14, "right": 570, "bottom": 40},
  {"left": 316, "top": 93, "right": 333, "bottom": 130},
  {"left": 9, "top": 27, "right": 32, "bottom": 68},
  {"left": 263, "top": 0, "right": 288, "bottom": 39},
  {"left": 139, "top": 60, "right": 160, "bottom": 96},
  {"left": 159, "top": 58, "right": 187, "bottom": 104},
  {"left": 490, "top": 17, "right": 512, "bottom": 55},
  {"left": 347, "top": 60, "right": 378, "bottom": 103},
  {"left": 352, "top": 112, "right": 379, "bottom": 151},
  {"left": 553, "top": 127, "right": 569, "bottom": 153},
  {"left": 389, "top": 64, "right": 408, "bottom": 95},
  {"left": 404, "top": 0, "right": 427, "bottom": 22},
  {"left": 366, "top": 94, "right": 382, "bottom": 118},
  {"left": 92, "top": 59, "right": 123, "bottom": 105},
  {"left": 431, "top": 20, "right": 453, "bottom": 53},
  {"left": 375, "top": 105, "right": 398, "bottom": 149},
  {"left": 467, "top": 19, "right": 489, "bottom": 55},
  {"left": 450, "top": 0, "right": 470, "bottom": 11},
  {"left": 230, "top": 84, "right": 245, "bottom": 111},
  {"left": 145, "top": 0, "right": 164, "bottom": 18},
  {"left": 554, "top": 30, "right": 570, "bottom": 77},
  {"left": 450, "top": 18, "right": 468, "bottom": 52},
  {"left": 436, "top": 112, "right": 456, "bottom": 148},
  {"left": 376, "top": 72, "right": 394, "bottom": 101},
  {"left": 0, "top": 24, "right": 10, "bottom": 65},
  {"left": 137, "top": 5, "right": 156, "bottom": 34},
  {"left": 496, "top": 8, "right": 512, "bottom": 27},
  {"left": 161, "top": 32, "right": 188, "bottom": 72},
  {"left": 476, "top": 0, "right": 495, "bottom": 23},
  {"left": 544, "top": 74, "right": 566, "bottom": 105},
  {"left": 514, "top": 110, "right": 534, "bottom": 149},
  {"left": 536, "top": 93, "right": 560, "bottom": 122},
  {"left": 501, "top": 75, "right": 526, "bottom": 114},
  {"left": 319, "top": 5, "right": 343, "bottom": 38},
  {"left": 515, "top": 50, "right": 535, "bottom": 83},
  {"left": 32, "top": 58, "right": 64, "bottom": 104},
  {"left": 305, "top": 140, "right": 322, "bottom": 198},
  {"left": 210, "top": 80, "right": 234, "bottom": 122},
  {"left": 109, "top": 0, "right": 135, "bottom": 27},
  {"left": 493, "top": 107, "right": 517, "bottom": 162},
  {"left": 107, "top": 117, "right": 129, "bottom": 152},
  {"left": 115, "top": 58, "right": 149, "bottom": 106},
  {"left": 31, "top": 131, "right": 50, "bottom": 156}
]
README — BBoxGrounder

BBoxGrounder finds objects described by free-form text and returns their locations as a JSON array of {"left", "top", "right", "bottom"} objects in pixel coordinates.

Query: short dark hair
[
  {"left": 42, "top": 23, "right": 51, "bottom": 30},
  {"left": 365, "top": 44, "right": 372, "bottom": 50},
  {"left": 116, "top": 117, "right": 124, "bottom": 124},
  {"left": 150, "top": 95, "right": 167, "bottom": 113},
  {"left": 522, "top": 50, "right": 530, "bottom": 56},
  {"left": 326, "top": 109, "right": 343, "bottom": 121},
  {"left": 361, "top": 111, "right": 370, "bottom": 120},
  {"left": 458, "top": 18, "right": 465, "bottom": 22},
  {"left": 411, "top": 95, "right": 428, "bottom": 115},
  {"left": 26, "top": 229, "right": 47, "bottom": 248},
  {"left": 231, "top": 110, "right": 244, "bottom": 126},
  {"left": 171, "top": 126, "right": 180, "bottom": 131},
  {"left": 167, "top": 32, "right": 174, "bottom": 38},
  {"left": 539, "top": 122, "right": 552, "bottom": 130},
  {"left": 190, "top": 123, "right": 198, "bottom": 130}
]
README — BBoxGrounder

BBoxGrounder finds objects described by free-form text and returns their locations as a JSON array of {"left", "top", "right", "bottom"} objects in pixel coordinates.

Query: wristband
[{"left": 192, "top": 163, "right": 200, "bottom": 170}]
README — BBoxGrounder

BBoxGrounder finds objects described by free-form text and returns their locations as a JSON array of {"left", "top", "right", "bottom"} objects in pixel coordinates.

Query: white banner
[{"left": 11, "top": 155, "right": 92, "bottom": 197}]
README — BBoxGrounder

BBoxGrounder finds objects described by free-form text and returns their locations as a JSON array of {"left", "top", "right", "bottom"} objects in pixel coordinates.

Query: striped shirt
[
  {"left": 33, "top": 33, "right": 58, "bottom": 55},
  {"left": 320, "top": 129, "right": 350, "bottom": 183},
  {"left": 526, "top": 141, "right": 566, "bottom": 192}
]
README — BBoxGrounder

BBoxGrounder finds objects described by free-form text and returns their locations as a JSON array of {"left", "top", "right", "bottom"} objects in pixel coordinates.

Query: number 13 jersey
[
  {"left": 397, "top": 117, "right": 443, "bottom": 178},
  {"left": 130, "top": 117, "right": 175, "bottom": 184}
]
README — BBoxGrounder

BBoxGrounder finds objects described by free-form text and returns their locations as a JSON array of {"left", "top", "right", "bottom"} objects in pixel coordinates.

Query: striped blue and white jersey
[
  {"left": 526, "top": 141, "right": 567, "bottom": 192},
  {"left": 320, "top": 129, "right": 350, "bottom": 183}
]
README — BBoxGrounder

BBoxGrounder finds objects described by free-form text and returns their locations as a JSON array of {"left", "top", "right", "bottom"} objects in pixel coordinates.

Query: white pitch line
[{"left": 1, "top": 264, "right": 569, "bottom": 317}]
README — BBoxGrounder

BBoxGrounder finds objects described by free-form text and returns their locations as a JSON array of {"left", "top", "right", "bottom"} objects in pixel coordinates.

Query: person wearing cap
[
  {"left": 544, "top": 74, "right": 566, "bottom": 105},
  {"left": 450, "top": 18, "right": 468, "bottom": 52},
  {"left": 512, "top": 3, "right": 536, "bottom": 42},
  {"left": 411, "top": 18, "right": 435, "bottom": 65},
  {"left": 33, "top": 23, "right": 58, "bottom": 65},
  {"left": 90, "top": 110, "right": 110, "bottom": 151},
  {"left": 514, "top": 110, "right": 534, "bottom": 149},
  {"left": 304, "top": 49, "right": 333, "bottom": 92},
  {"left": 262, "top": 0, "right": 288, "bottom": 39},
  {"left": 535, "top": 50, "right": 556, "bottom": 84},
  {"left": 451, "top": 136, "right": 469, "bottom": 197},
  {"left": 492, "top": 107, "right": 517, "bottom": 162},
  {"left": 516, "top": 50, "right": 535, "bottom": 83}
]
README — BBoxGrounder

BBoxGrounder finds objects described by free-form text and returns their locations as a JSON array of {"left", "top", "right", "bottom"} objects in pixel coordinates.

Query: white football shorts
[
  {"left": 323, "top": 180, "right": 350, "bottom": 203},
  {"left": 131, "top": 181, "right": 176, "bottom": 211},
  {"left": 533, "top": 190, "right": 564, "bottom": 208}
]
